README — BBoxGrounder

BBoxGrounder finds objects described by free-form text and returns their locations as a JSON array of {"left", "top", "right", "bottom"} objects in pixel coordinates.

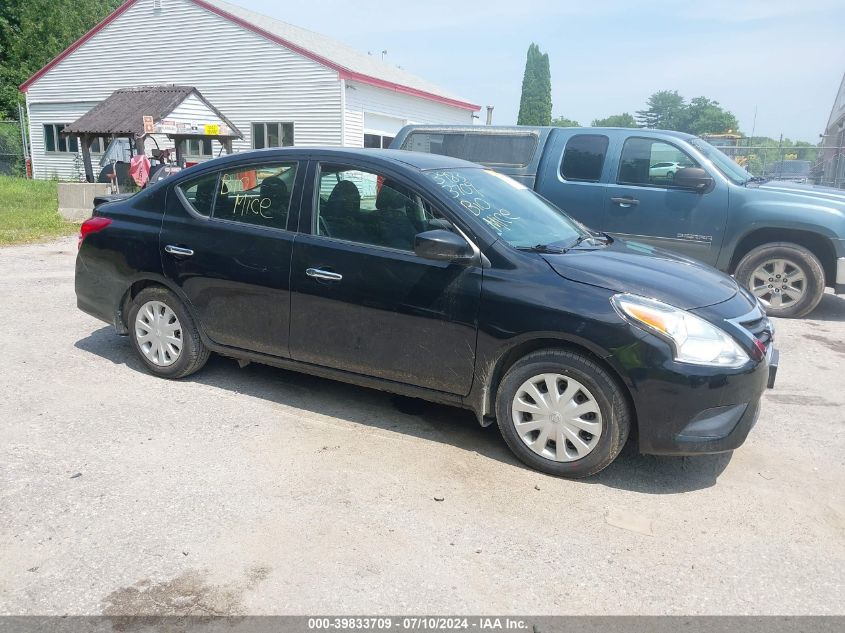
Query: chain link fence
[
  {"left": 709, "top": 140, "right": 845, "bottom": 187},
  {"left": 0, "top": 118, "right": 28, "bottom": 177}
]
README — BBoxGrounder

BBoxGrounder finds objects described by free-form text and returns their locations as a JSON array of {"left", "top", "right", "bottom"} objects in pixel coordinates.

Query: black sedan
[{"left": 75, "top": 148, "right": 777, "bottom": 477}]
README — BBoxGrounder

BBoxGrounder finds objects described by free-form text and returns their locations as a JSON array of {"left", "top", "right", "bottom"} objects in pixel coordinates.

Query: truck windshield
[
  {"left": 426, "top": 168, "right": 584, "bottom": 249},
  {"left": 688, "top": 137, "right": 752, "bottom": 185}
]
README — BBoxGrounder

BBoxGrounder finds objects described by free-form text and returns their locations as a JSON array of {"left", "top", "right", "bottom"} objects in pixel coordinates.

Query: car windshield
[
  {"left": 688, "top": 137, "right": 752, "bottom": 185},
  {"left": 425, "top": 167, "right": 584, "bottom": 249}
]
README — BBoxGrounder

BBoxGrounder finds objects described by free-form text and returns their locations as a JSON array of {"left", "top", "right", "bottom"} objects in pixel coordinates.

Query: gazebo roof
[{"left": 63, "top": 85, "right": 242, "bottom": 138}]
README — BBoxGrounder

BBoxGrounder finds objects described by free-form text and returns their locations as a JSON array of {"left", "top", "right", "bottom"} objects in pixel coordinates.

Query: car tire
[
  {"left": 495, "top": 349, "right": 630, "bottom": 478},
  {"left": 128, "top": 286, "right": 210, "bottom": 379},
  {"left": 734, "top": 242, "right": 825, "bottom": 318}
]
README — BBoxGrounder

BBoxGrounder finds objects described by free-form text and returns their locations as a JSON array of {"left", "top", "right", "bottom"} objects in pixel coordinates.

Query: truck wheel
[
  {"left": 496, "top": 349, "right": 630, "bottom": 478},
  {"left": 128, "top": 287, "right": 210, "bottom": 378},
  {"left": 734, "top": 242, "right": 825, "bottom": 318}
]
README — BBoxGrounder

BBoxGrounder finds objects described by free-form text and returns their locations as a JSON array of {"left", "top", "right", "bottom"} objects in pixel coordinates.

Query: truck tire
[
  {"left": 496, "top": 349, "right": 630, "bottom": 478},
  {"left": 734, "top": 242, "right": 825, "bottom": 318}
]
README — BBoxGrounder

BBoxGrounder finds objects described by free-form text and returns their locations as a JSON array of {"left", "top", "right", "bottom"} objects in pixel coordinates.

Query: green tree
[
  {"left": 635, "top": 90, "right": 686, "bottom": 129},
  {"left": 551, "top": 116, "right": 579, "bottom": 127},
  {"left": 0, "top": 0, "right": 122, "bottom": 118},
  {"left": 517, "top": 43, "right": 552, "bottom": 126},
  {"left": 591, "top": 112, "right": 638, "bottom": 128},
  {"left": 634, "top": 90, "right": 739, "bottom": 135},
  {"left": 682, "top": 97, "right": 738, "bottom": 135}
]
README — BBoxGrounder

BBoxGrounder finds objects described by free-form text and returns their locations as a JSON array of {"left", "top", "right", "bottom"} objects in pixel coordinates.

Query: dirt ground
[{"left": 1, "top": 237, "right": 843, "bottom": 615}]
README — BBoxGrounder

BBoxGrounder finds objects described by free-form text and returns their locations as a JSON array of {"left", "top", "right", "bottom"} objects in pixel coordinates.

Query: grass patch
[{"left": 0, "top": 176, "right": 78, "bottom": 245}]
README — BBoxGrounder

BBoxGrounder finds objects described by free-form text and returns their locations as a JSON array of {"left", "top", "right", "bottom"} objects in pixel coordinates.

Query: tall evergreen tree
[{"left": 517, "top": 43, "right": 552, "bottom": 126}]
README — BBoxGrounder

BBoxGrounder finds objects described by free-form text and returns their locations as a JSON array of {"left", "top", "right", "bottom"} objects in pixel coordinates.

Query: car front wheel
[
  {"left": 496, "top": 349, "right": 630, "bottom": 478},
  {"left": 734, "top": 242, "right": 825, "bottom": 318},
  {"left": 128, "top": 286, "right": 210, "bottom": 379}
]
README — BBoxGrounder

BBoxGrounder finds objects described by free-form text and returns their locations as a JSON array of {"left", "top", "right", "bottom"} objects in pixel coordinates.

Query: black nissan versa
[{"left": 75, "top": 148, "right": 778, "bottom": 477}]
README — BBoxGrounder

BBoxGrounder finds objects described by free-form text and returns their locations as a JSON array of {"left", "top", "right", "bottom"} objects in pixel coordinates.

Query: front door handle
[
  {"left": 306, "top": 267, "right": 342, "bottom": 282},
  {"left": 164, "top": 244, "right": 194, "bottom": 257},
  {"left": 610, "top": 197, "right": 639, "bottom": 208}
]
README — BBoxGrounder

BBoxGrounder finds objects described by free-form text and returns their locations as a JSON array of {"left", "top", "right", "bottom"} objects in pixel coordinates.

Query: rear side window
[
  {"left": 402, "top": 132, "right": 538, "bottom": 167},
  {"left": 213, "top": 163, "right": 297, "bottom": 230},
  {"left": 560, "top": 134, "right": 609, "bottom": 182},
  {"left": 177, "top": 172, "right": 218, "bottom": 216}
]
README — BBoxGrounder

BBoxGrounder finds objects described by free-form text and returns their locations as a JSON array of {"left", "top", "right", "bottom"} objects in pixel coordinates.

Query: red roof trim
[
  {"left": 20, "top": 0, "right": 480, "bottom": 112},
  {"left": 19, "top": 0, "right": 138, "bottom": 92},
  {"left": 190, "top": 0, "right": 479, "bottom": 111}
]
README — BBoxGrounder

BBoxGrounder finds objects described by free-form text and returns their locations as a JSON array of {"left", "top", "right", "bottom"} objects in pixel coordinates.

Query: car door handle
[
  {"left": 164, "top": 245, "right": 194, "bottom": 257},
  {"left": 306, "top": 267, "right": 342, "bottom": 282},
  {"left": 610, "top": 197, "right": 639, "bottom": 207}
]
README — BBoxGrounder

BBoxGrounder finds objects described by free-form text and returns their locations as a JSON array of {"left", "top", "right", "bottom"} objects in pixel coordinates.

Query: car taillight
[{"left": 78, "top": 216, "right": 112, "bottom": 249}]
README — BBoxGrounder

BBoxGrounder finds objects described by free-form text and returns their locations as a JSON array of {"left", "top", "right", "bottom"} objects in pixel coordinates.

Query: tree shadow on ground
[{"left": 76, "top": 326, "right": 733, "bottom": 494}]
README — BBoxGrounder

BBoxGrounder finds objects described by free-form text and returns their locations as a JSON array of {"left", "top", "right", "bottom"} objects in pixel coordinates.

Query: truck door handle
[
  {"left": 306, "top": 267, "right": 342, "bottom": 282},
  {"left": 164, "top": 244, "right": 194, "bottom": 257},
  {"left": 610, "top": 197, "right": 639, "bottom": 207}
]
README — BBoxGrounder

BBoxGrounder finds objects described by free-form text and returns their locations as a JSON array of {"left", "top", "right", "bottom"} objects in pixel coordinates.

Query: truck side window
[
  {"left": 618, "top": 138, "right": 699, "bottom": 187},
  {"left": 560, "top": 134, "right": 609, "bottom": 182}
]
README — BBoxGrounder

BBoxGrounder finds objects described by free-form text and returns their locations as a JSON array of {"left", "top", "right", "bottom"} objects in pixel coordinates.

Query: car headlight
[{"left": 611, "top": 294, "right": 750, "bottom": 368}]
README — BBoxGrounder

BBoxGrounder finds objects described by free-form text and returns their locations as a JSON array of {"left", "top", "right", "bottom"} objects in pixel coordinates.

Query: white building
[{"left": 21, "top": 0, "right": 479, "bottom": 180}]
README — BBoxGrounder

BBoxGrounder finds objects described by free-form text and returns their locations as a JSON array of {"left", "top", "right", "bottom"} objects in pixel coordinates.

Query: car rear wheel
[
  {"left": 128, "top": 287, "right": 210, "bottom": 379},
  {"left": 496, "top": 349, "right": 630, "bottom": 478},
  {"left": 734, "top": 242, "right": 825, "bottom": 318}
]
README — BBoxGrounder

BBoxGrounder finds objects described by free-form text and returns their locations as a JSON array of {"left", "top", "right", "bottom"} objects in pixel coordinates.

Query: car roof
[{"left": 185, "top": 147, "right": 478, "bottom": 172}]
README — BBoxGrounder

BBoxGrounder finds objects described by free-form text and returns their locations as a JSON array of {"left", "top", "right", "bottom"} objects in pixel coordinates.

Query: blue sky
[{"left": 237, "top": 0, "right": 844, "bottom": 141}]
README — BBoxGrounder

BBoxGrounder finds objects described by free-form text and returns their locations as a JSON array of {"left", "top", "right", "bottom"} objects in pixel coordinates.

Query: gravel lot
[{"left": 1, "top": 237, "right": 843, "bottom": 616}]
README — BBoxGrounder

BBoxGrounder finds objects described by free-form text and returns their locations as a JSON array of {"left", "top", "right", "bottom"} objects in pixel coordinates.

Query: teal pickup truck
[{"left": 391, "top": 126, "right": 845, "bottom": 318}]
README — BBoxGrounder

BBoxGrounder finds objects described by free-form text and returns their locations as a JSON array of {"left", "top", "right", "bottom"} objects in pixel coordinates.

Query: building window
[
  {"left": 364, "top": 133, "right": 394, "bottom": 149},
  {"left": 43, "top": 124, "right": 78, "bottom": 153},
  {"left": 253, "top": 122, "right": 294, "bottom": 149},
  {"left": 186, "top": 138, "right": 213, "bottom": 157}
]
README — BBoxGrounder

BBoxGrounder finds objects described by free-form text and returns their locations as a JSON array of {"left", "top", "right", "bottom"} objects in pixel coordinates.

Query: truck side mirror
[{"left": 674, "top": 167, "right": 714, "bottom": 193}]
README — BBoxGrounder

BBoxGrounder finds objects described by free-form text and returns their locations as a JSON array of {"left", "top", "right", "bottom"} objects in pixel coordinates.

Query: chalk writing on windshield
[{"left": 429, "top": 171, "right": 520, "bottom": 235}]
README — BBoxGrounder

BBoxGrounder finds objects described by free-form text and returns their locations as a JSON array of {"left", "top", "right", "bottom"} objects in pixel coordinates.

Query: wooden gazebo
[{"left": 62, "top": 85, "right": 243, "bottom": 182}]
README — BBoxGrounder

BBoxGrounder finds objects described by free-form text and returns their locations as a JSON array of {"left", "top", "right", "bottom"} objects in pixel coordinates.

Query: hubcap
[
  {"left": 749, "top": 258, "right": 806, "bottom": 309},
  {"left": 134, "top": 300, "right": 182, "bottom": 367},
  {"left": 511, "top": 373, "right": 603, "bottom": 462}
]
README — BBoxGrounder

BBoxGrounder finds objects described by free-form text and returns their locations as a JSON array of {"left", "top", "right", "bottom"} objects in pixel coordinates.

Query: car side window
[
  {"left": 617, "top": 138, "right": 698, "bottom": 187},
  {"left": 210, "top": 163, "right": 297, "bottom": 230},
  {"left": 315, "top": 164, "right": 450, "bottom": 251},
  {"left": 560, "top": 134, "right": 609, "bottom": 182},
  {"left": 177, "top": 172, "right": 218, "bottom": 216}
]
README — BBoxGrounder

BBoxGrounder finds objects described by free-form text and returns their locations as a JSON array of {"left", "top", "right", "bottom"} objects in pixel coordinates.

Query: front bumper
[
  {"left": 836, "top": 257, "right": 845, "bottom": 294},
  {"left": 613, "top": 327, "right": 776, "bottom": 456}
]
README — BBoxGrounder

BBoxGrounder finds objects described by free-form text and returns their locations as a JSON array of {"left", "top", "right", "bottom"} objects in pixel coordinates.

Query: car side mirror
[
  {"left": 414, "top": 229, "right": 474, "bottom": 263},
  {"left": 674, "top": 167, "right": 714, "bottom": 193}
]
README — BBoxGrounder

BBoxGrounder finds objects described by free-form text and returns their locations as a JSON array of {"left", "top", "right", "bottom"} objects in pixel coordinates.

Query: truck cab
[{"left": 391, "top": 125, "right": 845, "bottom": 318}]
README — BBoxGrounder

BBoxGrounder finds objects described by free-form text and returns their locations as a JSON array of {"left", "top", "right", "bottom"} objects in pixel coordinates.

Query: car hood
[{"left": 541, "top": 239, "right": 739, "bottom": 310}]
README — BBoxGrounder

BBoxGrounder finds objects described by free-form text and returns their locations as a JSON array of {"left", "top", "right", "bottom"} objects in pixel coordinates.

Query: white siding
[
  {"left": 27, "top": 100, "right": 99, "bottom": 180},
  {"left": 165, "top": 93, "right": 229, "bottom": 130},
  {"left": 343, "top": 80, "right": 475, "bottom": 148},
  {"left": 26, "top": 0, "right": 342, "bottom": 178}
]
